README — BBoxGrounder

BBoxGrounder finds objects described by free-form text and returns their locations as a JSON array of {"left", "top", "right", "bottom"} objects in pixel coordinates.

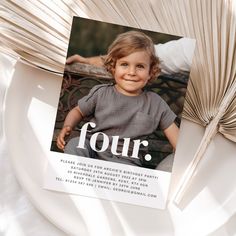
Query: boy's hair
[{"left": 104, "top": 30, "right": 161, "bottom": 82}]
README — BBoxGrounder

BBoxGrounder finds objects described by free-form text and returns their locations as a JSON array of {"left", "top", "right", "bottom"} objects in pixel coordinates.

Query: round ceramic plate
[{"left": 4, "top": 61, "right": 236, "bottom": 236}]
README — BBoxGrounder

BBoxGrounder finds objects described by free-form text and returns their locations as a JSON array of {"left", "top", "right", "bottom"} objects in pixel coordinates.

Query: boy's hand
[{"left": 56, "top": 126, "right": 72, "bottom": 150}]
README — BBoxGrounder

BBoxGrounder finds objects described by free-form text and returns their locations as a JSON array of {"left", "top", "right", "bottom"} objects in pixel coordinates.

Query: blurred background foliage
[{"left": 67, "top": 16, "right": 181, "bottom": 58}]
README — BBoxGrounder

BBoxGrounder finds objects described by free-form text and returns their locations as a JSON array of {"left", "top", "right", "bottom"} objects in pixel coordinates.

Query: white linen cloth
[{"left": 0, "top": 53, "right": 66, "bottom": 236}]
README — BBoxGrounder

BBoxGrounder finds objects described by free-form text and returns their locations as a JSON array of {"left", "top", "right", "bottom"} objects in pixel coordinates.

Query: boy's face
[{"left": 113, "top": 50, "right": 151, "bottom": 96}]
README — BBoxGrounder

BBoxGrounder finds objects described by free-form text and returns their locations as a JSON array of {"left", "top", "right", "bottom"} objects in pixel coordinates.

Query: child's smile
[{"left": 113, "top": 50, "right": 151, "bottom": 96}]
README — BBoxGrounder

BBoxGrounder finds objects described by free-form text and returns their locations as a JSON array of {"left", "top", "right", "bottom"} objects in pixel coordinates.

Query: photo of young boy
[
  {"left": 56, "top": 30, "right": 179, "bottom": 168},
  {"left": 51, "top": 17, "right": 193, "bottom": 171}
]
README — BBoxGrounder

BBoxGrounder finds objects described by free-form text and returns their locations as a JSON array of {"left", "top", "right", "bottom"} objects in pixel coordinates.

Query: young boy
[{"left": 57, "top": 31, "right": 179, "bottom": 167}]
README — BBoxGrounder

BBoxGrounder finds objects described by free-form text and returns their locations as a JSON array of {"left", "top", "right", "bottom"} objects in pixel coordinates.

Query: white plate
[{"left": 4, "top": 60, "right": 236, "bottom": 236}]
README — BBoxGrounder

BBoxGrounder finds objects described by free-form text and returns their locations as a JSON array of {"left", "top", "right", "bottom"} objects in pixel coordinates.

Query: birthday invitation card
[{"left": 44, "top": 16, "right": 195, "bottom": 209}]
